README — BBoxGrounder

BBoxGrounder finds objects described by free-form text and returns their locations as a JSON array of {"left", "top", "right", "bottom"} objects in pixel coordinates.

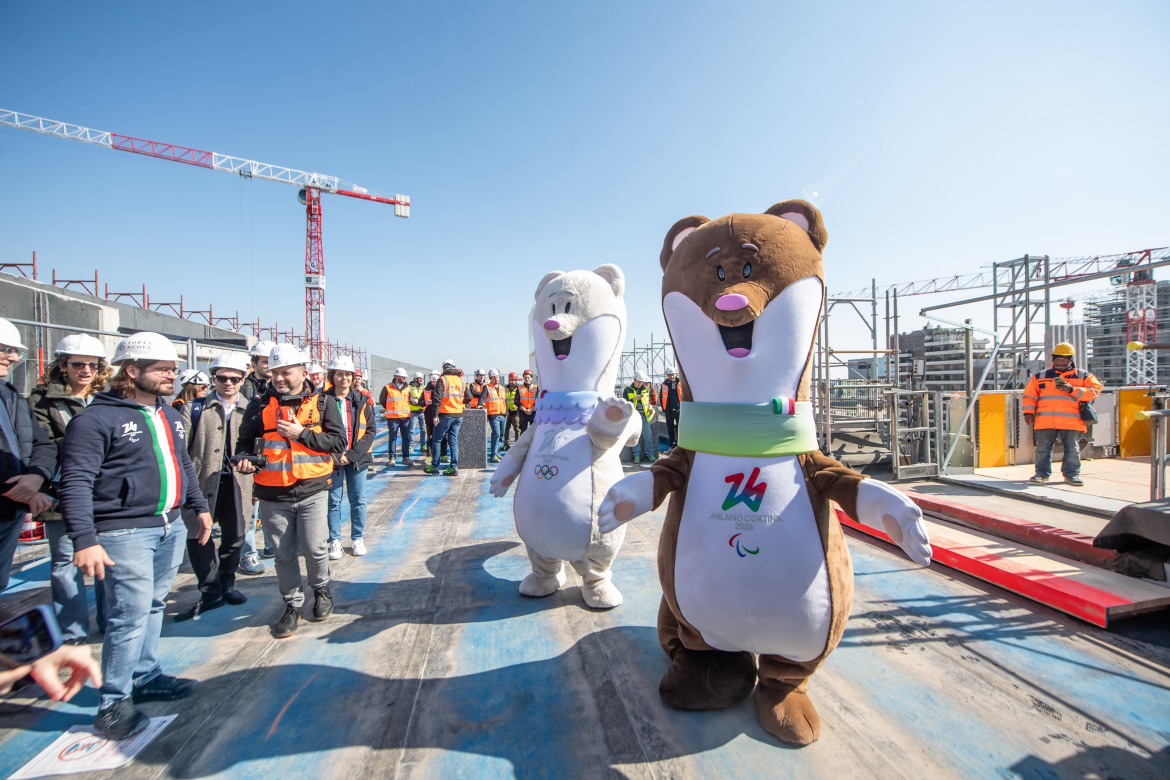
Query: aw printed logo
[
  {"left": 729, "top": 533, "right": 759, "bottom": 558},
  {"left": 120, "top": 421, "right": 142, "bottom": 443},
  {"left": 722, "top": 467, "right": 767, "bottom": 512}
]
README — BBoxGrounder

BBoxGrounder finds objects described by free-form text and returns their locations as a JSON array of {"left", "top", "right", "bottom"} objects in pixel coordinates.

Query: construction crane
[{"left": 0, "top": 108, "right": 410, "bottom": 362}]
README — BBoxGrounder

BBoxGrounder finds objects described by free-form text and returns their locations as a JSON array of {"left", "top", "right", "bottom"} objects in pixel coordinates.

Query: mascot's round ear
[
  {"left": 535, "top": 271, "right": 565, "bottom": 300},
  {"left": 592, "top": 264, "right": 625, "bottom": 297},
  {"left": 660, "top": 215, "right": 709, "bottom": 271},
  {"left": 764, "top": 199, "right": 827, "bottom": 254}
]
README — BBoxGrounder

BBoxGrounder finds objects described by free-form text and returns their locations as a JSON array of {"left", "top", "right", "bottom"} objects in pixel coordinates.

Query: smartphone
[{"left": 0, "top": 605, "right": 63, "bottom": 670}]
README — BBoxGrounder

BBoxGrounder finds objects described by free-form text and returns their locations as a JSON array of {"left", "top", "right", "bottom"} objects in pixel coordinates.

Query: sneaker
[
  {"left": 273, "top": 605, "right": 301, "bottom": 638},
  {"left": 94, "top": 698, "right": 148, "bottom": 740},
  {"left": 238, "top": 553, "right": 265, "bottom": 576},
  {"left": 132, "top": 674, "right": 197, "bottom": 702},
  {"left": 402, "top": 458, "right": 415, "bottom": 466},
  {"left": 440, "top": 457, "right": 450, "bottom": 464},
  {"left": 1065, "top": 476, "right": 1085, "bottom": 486},
  {"left": 1028, "top": 474, "right": 1049, "bottom": 484},
  {"left": 352, "top": 538, "right": 367, "bottom": 557},
  {"left": 313, "top": 587, "right": 333, "bottom": 620},
  {"left": 328, "top": 539, "right": 343, "bottom": 560},
  {"left": 261, "top": 546, "right": 275, "bottom": 559},
  {"left": 443, "top": 467, "right": 459, "bottom": 476},
  {"left": 424, "top": 466, "right": 440, "bottom": 475},
  {"left": 174, "top": 597, "right": 224, "bottom": 622}
]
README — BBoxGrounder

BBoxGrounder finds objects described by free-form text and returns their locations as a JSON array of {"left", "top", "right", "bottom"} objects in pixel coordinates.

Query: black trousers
[
  {"left": 518, "top": 410, "right": 536, "bottom": 434},
  {"left": 186, "top": 473, "right": 244, "bottom": 601},
  {"left": 664, "top": 406, "right": 680, "bottom": 448}
]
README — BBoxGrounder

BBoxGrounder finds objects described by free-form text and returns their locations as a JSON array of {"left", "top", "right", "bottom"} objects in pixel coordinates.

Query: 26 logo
[
  {"left": 723, "top": 467, "right": 767, "bottom": 512},
  {"left": 534, "top": 464, "right": 559, "bottom": 480}
]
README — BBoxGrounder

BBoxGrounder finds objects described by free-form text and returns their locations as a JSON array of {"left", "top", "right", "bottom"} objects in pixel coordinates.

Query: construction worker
[
  {"left": 172, "top": 370, "right": 208, "bottom": 411},
  {"left": 241, "top": 340, "right": 275, "bottom": 400},
  {"left": 660, "top": 365, "right": 682, "bottom": 450},
  {"left": 234, "top": 343, "right": 347, "bottom": 639},
  {"left": 1022, "top": 342, "right": 1102, "bottom": 486},
  {"left": 467, "top": 369, "right": 488, "bottom": 409},
  {"left": 379, "top": 367, "right": 413, "bottom": 466},
  {"left": 425, "top": 360, "right": 464, "bottom": 476},
  {"left": 353, "top": 369, "right": 372, "bottom": 401},
  {"left": 502, "top": 371, "right": 521, "bottom": 451},
  {"left": 623, "top": 371, "right": 658, "bottom": 463},
  {"left": 517, "top": 369, "right": 539, "bottom": 435},
  {"left": 484, "top": 369, "right": 508, "bottom": 463},
  {"left": 60, "top": 331, "right": 212, "bottom": 739},
  {"left": 423, "top": 369, "right": 445, "bottom": 463},
  {"left": 175, "top": 351, "right": 254, "bottom": 622},
  {"left": 306, "top": 363, "right": 326, "bottom": 391},
  {"left": 325, "top": 355, "right": 376, "bottom": 560},
  {"left": 408, "top": 372, "right": 427, "bottom": 456}
]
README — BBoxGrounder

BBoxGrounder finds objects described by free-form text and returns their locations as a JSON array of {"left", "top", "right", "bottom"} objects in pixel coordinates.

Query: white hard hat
[
  {"left": 327, "top": 355, "right": 355, "bottom": 373},
  {"left": 394, "top": 367, "right": 407, "bottom": 378},
  {"left": 413, "top": 371, "right": 424, "bottom": 379},
  {"left": 307, "top": 363, "right": 325, "bottom": 375},
  {"left": 178, "top": 369, "right": 209, "bottom": 386},
  {"left": 430, "top": 369, "right": 440, "bottom": 378},
  {"left": 210, "top": 352, "right": 250, "bottom": 373},
  {"left": 250, "top": 340, "right": 276, "bottom": 358},
  {"left": 0, "top": 318, "right": 27, "bottom": 354},
  {"left": 488, "top": 368, "right": 500, "bottom": 377},
  {"left": 635, "top": 370, "right": 650, "bottom": 382},
  {"left": 474, "top": 368, "right": 486, "bottom": 376},
  {"left": 268, "top": 343, "right": 308, "bottom": 371},
  {"left": 667, "top": 364, "right": 678, "bottom": 374},
  {"left": 55, "top": 334, "right": 106, "bottom": 359},
  {"left": 113, "top": 332, "right": 179, "bottom": 366}
]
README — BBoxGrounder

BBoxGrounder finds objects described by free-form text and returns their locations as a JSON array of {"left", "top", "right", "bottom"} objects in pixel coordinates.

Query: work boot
[
  {"left": 273, "top": 605, "right": 301, "bottom": 638},
  {"left": 313, "top": 587, "right": 334, "bottom": 620},
  {"left": 1065, "top": 475, "right": 1085, "bottom": 486},
  {"left": 1028, "top": 474, "right": 1049, "bottom": 484},
  {"left": 132, "top": 674, "right": 197, "bottom": 702},
  {"left": 174, "top": 597, "right": 223, "bottom": 622},
  {"left": 94, "top": 698, "right": 148, "bottom": 740}
]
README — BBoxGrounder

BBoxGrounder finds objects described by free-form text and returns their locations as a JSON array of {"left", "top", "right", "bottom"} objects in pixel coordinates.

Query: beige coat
[{"left": 180, "top": 394, "right": 253, "bottom": 536}]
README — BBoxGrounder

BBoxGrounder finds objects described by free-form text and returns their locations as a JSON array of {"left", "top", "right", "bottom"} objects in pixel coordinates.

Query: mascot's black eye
[
  {"left": 551, "top": 303, "right": 556, "bottom": 314},
  {"left": 565, "top": 301, "right": 571, "bottom": 314},
  {"left": 717, "top": 266, "right": 725, "bottom": 281},
  {"left": 743, "top": 263, "right": 751, "bottom": 279}
]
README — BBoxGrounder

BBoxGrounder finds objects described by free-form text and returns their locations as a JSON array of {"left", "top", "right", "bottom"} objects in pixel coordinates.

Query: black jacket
[
  {"left": 27, "top": 378, "right": 97, "bottom": 521},
  {"left": 241, "top": 373, "right": 268, "bottom": 401},
  {"left": 328, "top": 389, "right": 377, "bottom": 470},
  {"left": 0, "top": 380, "right": 57, "bottom": 522}
]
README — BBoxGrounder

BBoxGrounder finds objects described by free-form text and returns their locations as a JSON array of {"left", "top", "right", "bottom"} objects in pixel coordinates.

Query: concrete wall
[{"left": 367, "top": 354, "right": 433, "bottom": 401}]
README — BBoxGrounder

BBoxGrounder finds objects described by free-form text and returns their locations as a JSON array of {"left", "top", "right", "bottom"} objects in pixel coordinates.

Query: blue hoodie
[{"left": 59, "top": 391, "right": 208, "bottom": 551}]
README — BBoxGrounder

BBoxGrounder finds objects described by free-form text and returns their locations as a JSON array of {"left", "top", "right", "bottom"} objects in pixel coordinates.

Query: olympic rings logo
[{"left": 534, "top": 465, "right": 559, "bottom": 479}]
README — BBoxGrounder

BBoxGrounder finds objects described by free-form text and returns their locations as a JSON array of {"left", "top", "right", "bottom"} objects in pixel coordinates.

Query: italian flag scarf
[{"left": 140, "top": 407, "right": 182, "bottom": 516}]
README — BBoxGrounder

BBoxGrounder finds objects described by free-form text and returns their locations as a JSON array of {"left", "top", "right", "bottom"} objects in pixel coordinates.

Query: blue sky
[{"left": 2, "top": 1, "right": 1167, "bottom": 373}]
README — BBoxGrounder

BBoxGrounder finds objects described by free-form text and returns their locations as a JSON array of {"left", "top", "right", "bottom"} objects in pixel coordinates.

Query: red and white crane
[{"left": 0, "top": 108, "right": 410, "bottom": 362}]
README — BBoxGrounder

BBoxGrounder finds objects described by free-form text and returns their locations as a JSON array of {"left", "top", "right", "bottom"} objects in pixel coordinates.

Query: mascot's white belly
[
  {"left": 515, "top": 422, "right": 595, "bottom": 562},
  {"left": 674, "top": 453, "right": 831, "bottom": 662}
]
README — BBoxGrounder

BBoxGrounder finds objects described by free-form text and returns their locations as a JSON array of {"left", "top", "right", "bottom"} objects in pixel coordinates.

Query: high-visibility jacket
[
  {"left": 407, "top": 384, "right": 425, "bottom": 412},
  {"left": 660, "top": 378, "right": 681, "bottom": 410},
  {"left": 624, "top": 385, "right": 655, "bottom": 420},
  {"left": 255, "top": 395, "right": 334, "bottom": 487},
  {"left": 438, "top": 375, "right": 465, "bottom": 415},
  {"left": 335, "top": 393, "right": 370, "bottom": 450},
  {"left": 382, "top": 383, "right": 410, "bottom": 419},
  {"left": 467, "top": 381, "right": 486, "bottom": 408},
  {"left": 484, "top": 384, "right": 506, "bottom": 415},
  {"left": 518, "top": 383, "right": 539, "bottom": 413},
  {"left": 1022, "top": 366, "right": 1102, "bottom": 433},
  {"left": 505, "top": 385, "right": 519, "bottom": 412}
]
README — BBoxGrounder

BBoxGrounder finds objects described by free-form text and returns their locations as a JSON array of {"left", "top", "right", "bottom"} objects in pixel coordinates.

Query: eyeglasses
[
  {"left": 214, "top": 374, "right": 243, "bottom": 384},
  {"left": 146, "top": 366, "right": 178, "bottom": 376},
  {"left": 1, "top": 346, "right": 26, "bottom": 358},
  {"left": 68, "top": 361, "right": 100, "bottom": 370}
]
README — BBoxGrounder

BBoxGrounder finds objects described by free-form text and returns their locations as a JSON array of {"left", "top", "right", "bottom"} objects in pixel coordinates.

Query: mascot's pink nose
[
  {"left": 544, "top": 319, "right": 561, "bottom": 330},
  {"left": 716, "top": 293, "right": 750, "bottom": 311}
]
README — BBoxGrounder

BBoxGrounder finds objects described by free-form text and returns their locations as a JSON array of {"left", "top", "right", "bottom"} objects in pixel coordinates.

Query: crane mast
[{"left": 0, "top": 108, "right": 410, "bottom": 361}]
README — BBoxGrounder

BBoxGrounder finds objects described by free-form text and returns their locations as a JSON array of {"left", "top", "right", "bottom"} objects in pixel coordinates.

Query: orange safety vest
[
  {"left": 1022, "top": 367, "right": 1102, "bottom": 433},
  {"left": 255, "top": 395, "right": 334, "bottom": 487},
  {"left": 484, "top": 384, "right": 506, "bottom": 415},
  {"left": 334, "top": 393, "right": 370, "bottom": 450},
  {"left": 518, "top": 384, "right": 539, "bottom": 412},
  {"left": 438, "top": 375, "right": 465, "bottom": 415},
  {"left": 467, "top": 381, "right": 485, "bottom": 408},
  {"left": 383, "top": 383, "right": 410, "bottom": 419}
]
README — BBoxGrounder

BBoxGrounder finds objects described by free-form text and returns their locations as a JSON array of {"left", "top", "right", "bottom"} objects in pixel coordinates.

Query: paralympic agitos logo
[{"left": 723, "top": 467, "right": 767, "bottom": 512}]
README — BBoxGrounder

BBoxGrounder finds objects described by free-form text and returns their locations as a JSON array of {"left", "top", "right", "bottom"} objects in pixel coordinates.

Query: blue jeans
[
  {"left": 96, "top": 519, "right": 187, "bottom": 707},
  {"left": 488, "top": 415, "right": 505, "bottom": 459},
  {"left": 1035, "top": 428, "right": 1082, "bottom": 479},
  {"left": 46, "top": 520, "right": 106, "bottom": 641},
  {"left": 241, "top": 503, "right": 259, "bottom": 557},
  {"left": 432, "top": 416, "right": 462, "bottom": 469},
  {"left": 0, "top": 509, "right": 23, "bottom": 594},
  {"left": 386, "top": 417, "right": 412, "bottom": 462},
  {"left": 328, "top": 463, "right": 368, "bottom": 541},
  {"left": 636, "top": 416, "right": 655, "bottom": 460},
  {"left": 410, "top": 412, "right": 426, "bottom": 452}
]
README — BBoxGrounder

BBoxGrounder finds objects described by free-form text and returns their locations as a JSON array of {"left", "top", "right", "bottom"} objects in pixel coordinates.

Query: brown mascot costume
[{"left": 599, "top": 199, "right": 932, "bottom": 746}]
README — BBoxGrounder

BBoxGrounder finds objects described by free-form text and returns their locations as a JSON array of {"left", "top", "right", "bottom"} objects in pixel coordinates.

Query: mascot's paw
[
  {"left": 856, "top": 479, "right": 932, "bottom": 567},
  {"left": 488, "top": 454, "right": 522, "bottom": 497},
  {"left": 519, "top": 569, "right": 566, "bottom": 598},
  {"left": 754, "top": 686, "right": 821, "bottom": 747},
  {"left": 589, "top": 397, "right": 635, "bottom": 438},
  {"left": 581, "top": 579, "right": 623, "bottom": 610},
  {"left": 658, "top": 649, "right": 756, "bottom": 711},
  {"left": 598, "top": 470, "right": 656, "bottom": 533}
]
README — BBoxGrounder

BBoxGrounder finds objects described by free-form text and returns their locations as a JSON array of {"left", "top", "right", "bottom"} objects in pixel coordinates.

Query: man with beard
[{"left": 60, "top": 332, "right": 213, "bottom": 740}]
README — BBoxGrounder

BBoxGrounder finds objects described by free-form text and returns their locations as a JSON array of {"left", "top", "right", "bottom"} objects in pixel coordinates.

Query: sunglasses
[
  {"left": 214, "top": 374, "right": 244, "bottom": 384},
  {"left": 68, "top": 361, "right": 100, "bottom": 370}
]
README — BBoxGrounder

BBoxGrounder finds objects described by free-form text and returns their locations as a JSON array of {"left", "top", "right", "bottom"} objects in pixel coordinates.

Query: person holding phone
[
  {"left": 1022, "top": 342, "right": 1102, "bottom": 486},
  {"left": 0, "top": 607, "right": 100, "bottom": 701}
]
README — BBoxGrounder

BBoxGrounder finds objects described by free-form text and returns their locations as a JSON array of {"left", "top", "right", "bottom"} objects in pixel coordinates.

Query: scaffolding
[{"left": 616, "top": 336, "right": 675, "bottom": 391}]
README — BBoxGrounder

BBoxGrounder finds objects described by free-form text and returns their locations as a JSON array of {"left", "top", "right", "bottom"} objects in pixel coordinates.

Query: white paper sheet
[{"left": 8, "top": 715, "right": 176, "bottom": 779}]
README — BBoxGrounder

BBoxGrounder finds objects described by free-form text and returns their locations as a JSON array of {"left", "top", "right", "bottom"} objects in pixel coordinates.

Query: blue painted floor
[{"left": 1, "top": 438, "right": 1168, "bottom": 778}]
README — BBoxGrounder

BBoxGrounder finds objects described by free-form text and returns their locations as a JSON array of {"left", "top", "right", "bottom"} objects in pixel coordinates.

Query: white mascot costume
[{"left": 489, "top": 264, "right": 640, "bottom": 609}]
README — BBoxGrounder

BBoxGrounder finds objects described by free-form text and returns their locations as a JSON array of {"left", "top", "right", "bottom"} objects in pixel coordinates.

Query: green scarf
[{"left": 677, "top": 399, "right": 818, "bottom": 456}]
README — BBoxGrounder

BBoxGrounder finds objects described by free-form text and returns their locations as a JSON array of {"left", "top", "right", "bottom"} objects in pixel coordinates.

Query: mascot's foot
[
  {"left": 581, "top": 580, "right": 623, "bottom": 610},
  {"left": 658, "top": 649, "right": 756, "bottom": 711},
  {"left": 754, "top": 686, "right": 821, "bottom": 746},
  {"left": 519, "top": 570, "right": 566, "bottom": 598}
]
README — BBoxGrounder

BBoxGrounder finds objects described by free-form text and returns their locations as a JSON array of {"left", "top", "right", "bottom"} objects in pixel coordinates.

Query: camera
[{"left": 229, "top": 438, "right": 268, "bottom": 469}]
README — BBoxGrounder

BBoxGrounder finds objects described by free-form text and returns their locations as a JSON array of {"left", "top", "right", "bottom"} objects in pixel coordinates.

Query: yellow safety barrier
[
  {"left": 1118, "top": 388, "right": 1153, "bottom": 458},
  {"left": 976, "top": 394, "right": 1008, "bottom": 467}
]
